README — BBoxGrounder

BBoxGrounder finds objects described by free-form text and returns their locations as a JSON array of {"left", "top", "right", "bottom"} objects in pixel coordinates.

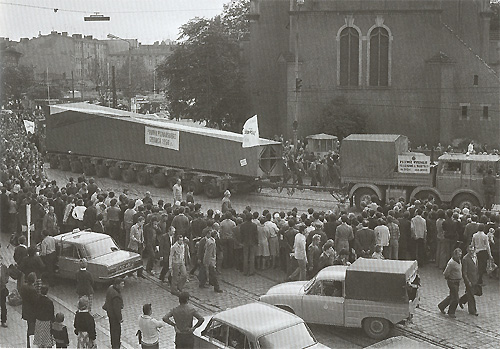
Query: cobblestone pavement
[{"left": 2, "top": 226, "right": 499, "bottom": 349}]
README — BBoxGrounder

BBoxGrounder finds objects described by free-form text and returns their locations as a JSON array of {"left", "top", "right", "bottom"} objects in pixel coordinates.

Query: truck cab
[{"left": 436, "top": 153, "right": 500, "bottom": 208}]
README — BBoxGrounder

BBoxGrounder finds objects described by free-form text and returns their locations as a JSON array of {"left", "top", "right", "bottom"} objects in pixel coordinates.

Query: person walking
[
  {"left": 163, "top": 292, "right": 204, "bottom": 349},
  {"left": 170, "top": 235, "right": 188, "bottom": 295},
  {"left": 103, "top": 278, "right": 125, "bottom": 349},
  {"left": 138, "top": 303, "right": 164, "bottom": 349},
  {"left": 143, "top": 217, "right": 160, "bottom": 275},
  {"left": 203, "top": 231, "right": 223, "bottom": 293},
  {"left": 51, "top": 313, "right": 70, "bottom": 348},
  {"left": 20, "top": 272, "right": 38, "bottom": 347},
  {"left": 159, "top": 226, "right": 174, "bottom": 283},
  {"left": 129, "top": 216, "right": 145, "bottom": 278},
  {"left": 33, "top": 285, "right": 55, "bottom": 348},
  {"left": 458, "top": 244, "right": 479, "bottom": 316},
  {"left": 438, "top": 248, "right": 463, "bottom": 318},
  {"left": 472, "top": 223, "right": 493, "bottom": 285},
  {"left": 76, "top": 259, "right": 94, "bottom": 313},
  {"left": 74, "top": 296, "right": 96, "bottom": 348}
]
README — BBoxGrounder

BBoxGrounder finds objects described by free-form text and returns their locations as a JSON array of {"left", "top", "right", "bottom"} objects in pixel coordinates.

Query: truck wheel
[
  {"left": 121, "top": 169, "right": 136, "bottom": 183},
  {"left": 204, "top": 183, "right": 221, "bottom": 198},
  {"left": 49, "top": 156, "right": 59, "bottom": 169},
  {"left": 83, "top": 163, "right": 96, "bottom": 176},
  {"left": 60, "top": 158, "right": 71, "bottom": 171},
  {"left": 137, "top": 171, "right": 150, "bottom": 185},
  {"left": 452, "top": 193, "right": 480, "bottom": 210},
  {"left": 152, "top": 173, "right": 167, "bottom": 188},
  {"left": 362, "top": 317, "right": 391, "bottom": 340},
  {"left": 96, "top": 164, "right": 108, "bottom": 178},
  {"left": 109, "top": 166, "right": 122, "bottom": 180},
  {"left": 70, "top": 161, "right": 83, "bottom": 173},
  {"left": 355, "top": 188, "right": 376, "bottom": 209},
  {"left": 184, "top": 180, "right": 200, "bottom": 195}
]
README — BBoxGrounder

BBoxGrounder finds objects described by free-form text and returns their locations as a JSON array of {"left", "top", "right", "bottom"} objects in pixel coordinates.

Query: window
[
  {"left": 339, "top": 27, "right": 360, "bottom": 86},
  {"left": 322, "top": 280, "right": 343, "bottom": 297},
  {"left": 441, "top": 162, "right": 461, "bottom": 174},
  {"left": 473, "top": 75, "right": 479, "bottom": 86},
  {"left": 60, "top": 243, "right": 80, "bottom": 259},
  {"left": 460, "top": 103, "right": 470, "bottom": 120},
  {"left": 369, "top": 27, "right": 389, "bottom": 86},
  {"left": 228, "top": 328, "right": 253, "bottom": 349},
  {"left": 482, "top": 105, "right": 489, "bottom": 120},
  {"left": 204, "top": 320, "right": 228, "bottom": 346}
]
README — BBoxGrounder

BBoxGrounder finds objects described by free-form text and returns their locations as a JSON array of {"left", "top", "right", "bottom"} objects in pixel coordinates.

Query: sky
[{"left": 0, "top": 0, "right": 228, "bottom": 43}]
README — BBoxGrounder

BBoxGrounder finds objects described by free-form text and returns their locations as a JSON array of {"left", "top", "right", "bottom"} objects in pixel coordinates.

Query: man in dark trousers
[
  {"left": 143, "top": 217, "right": 160, "bottom": 274},
  {"left": 163, "top": 292, "right": 204, "bottom": 349},
  {"left": 103, "top": 278, "right": 124, "bottom": 349},
  {"left": 459, "top": 244, "right": 479, "bottom": 316},
  {"left": 438, "top": 248, "right": 462, "bottom": 318},
  {"left": 240, "top": 213, "right": 258, "bottom": 276},
  {"left": 76, "top": 259, "right": 94, "bottom": 312},
  {"left": 159, "top": 227, "right": 174, "bottom": 283},
  {"left": 20, "top": 272, "right": 38, "bottom": 347}
]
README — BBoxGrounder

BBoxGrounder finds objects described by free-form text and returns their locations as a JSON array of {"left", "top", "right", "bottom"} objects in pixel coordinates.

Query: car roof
[
  {"left": 348, "top": 258, "right": 417, "bottom": 275},
  {"left": 315, "top": 266, "right": 348, "bottom": 281},
  {"left": 54, "top": 230, "right": 110, "bottom": 245},
  {"left": 214, "top": 303, "right": 303, "bottom": 338}
]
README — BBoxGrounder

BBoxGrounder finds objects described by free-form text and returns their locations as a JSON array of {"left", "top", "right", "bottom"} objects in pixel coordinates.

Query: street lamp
[{"left": 107, "top": 33, "right": 132, "bottom": 109}]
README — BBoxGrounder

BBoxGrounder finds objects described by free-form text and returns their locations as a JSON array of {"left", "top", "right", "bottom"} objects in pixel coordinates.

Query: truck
[
  {"left": 45, "top": 103, "right": 283, "bottom": 197},
  {"left": 341, "top": 134, "right": 499, "bottom": 209}
]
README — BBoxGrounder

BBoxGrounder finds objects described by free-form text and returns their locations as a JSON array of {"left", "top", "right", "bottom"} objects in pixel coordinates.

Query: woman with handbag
[{"left": 74, "top": 296, "right": 97, "bottom": 348}]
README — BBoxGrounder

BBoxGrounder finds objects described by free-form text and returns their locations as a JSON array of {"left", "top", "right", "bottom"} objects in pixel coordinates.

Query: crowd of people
[{"left": 1, "top": 109, "right": 500, "bottom": 348}]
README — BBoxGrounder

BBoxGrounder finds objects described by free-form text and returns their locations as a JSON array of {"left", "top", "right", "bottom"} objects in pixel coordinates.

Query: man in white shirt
[
  {"left": 287, "top": 225, "right": 307, "bottom": 281},
  {"left": 40, "top": 230, "right": 56, "bottom": 284},
  {"left": 138, "top": 303, "right": 164, "bottom": 349}
]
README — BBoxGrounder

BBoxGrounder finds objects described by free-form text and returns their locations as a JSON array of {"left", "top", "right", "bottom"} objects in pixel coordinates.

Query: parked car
[
  {"left": 259, "top": 258, "right": 420, "bottom": 340},
  {"left": 53, "top": 230, "right": 143, "bottom": 283},
  {"left": 193, "top": 302, "right": 330, "bottom": 348}
]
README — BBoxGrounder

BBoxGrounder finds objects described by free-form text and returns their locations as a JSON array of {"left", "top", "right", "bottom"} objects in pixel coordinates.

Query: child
[
  {"left": 186, "top": 189, "right": 195, "bottom": 204},
  {"left": 51, "top": 313, "right": 70, "bottom": 348},
  {"left": 372, "top": 245, "right": 385, "bottom": 260}
]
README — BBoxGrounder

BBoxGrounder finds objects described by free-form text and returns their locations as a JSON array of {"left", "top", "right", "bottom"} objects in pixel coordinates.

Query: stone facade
[{"left": 248, "top": 0, "right": 500, "bottom": 147}]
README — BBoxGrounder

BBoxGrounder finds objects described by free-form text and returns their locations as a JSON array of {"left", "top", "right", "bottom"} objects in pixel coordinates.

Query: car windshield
[
  {"left": 303, "top": 276, "right": 316, "bottom": 293},
  {"left": 85, "top": 238, "right": 119, "bottom": 259},
  {"left": 258, "top": 323, "right": 316, "bottom": 349}
]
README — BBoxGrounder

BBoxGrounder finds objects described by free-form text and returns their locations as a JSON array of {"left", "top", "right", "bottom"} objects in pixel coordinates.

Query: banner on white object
[
  {"left": 242, "top": 115, "right": 259, "bottom": 148},
  {"left": 398, "top": 154, "right": 430, "bottom": 174},
  {"left": 145, "top": 126, "right": 179, "bottom": 151}
]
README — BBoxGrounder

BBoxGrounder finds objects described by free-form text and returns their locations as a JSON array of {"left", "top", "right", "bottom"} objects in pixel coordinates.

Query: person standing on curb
[
  {"left": 103, "top": 278, "right": 125, "bottom": 349},
  {"left": 458, "top": 244, "right": 479, "bottom": 316},
  {"left": 138, "top": 303, "right": 164, "bottom": 349},
  {"left": 438, "top": 248, "right": 462, "bottom": 318},
  {"left": 163, "top": 292, "right": 204, "bottom": 349},
  {"left": 76, "top": 259, "right": 94, "bottom": 313},
  {"left": 0, "top": 247, "right": 9, "bottom": 328}
]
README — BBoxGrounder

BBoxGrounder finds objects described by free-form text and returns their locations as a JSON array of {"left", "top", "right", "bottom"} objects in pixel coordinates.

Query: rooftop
[
  {"left": 438, "top": 153, "right": 500, "bottom": 162},
  {"left": 343, "top": 134, "right": 404, "bottom": 142}
]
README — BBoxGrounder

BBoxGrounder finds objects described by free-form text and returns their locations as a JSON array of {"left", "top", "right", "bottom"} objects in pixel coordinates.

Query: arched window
[
  {"left": 339, "top": 27, "right": 360, "bottom": 86},
  {"left": 369, "top": 27, "right": 389, "bottom": 86}
]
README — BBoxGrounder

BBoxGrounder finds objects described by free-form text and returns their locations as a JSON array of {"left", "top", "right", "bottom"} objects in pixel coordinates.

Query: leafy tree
[
  {"left": 157, "top": 14, "right": 250, "bottom": 131},
  {"left": 26, "top": 82, "right": 63, "bottom": 100},
  {"left": 221, "top": 0, "right": 250, "bottom": 40},
  {"left": 319, "top": 96, "right": 366, "bottom": 140},
  {"left": 0, "top": 64, "right": 35, "bottom": 106},
  {"left": 116, "top": 57, "right": 152, "bottom": 98}
]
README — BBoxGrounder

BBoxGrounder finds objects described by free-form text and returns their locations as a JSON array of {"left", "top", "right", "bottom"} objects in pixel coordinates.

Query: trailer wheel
[
  {"left": 121, "top": 169, "right": 136, "bottom": 183},
  {"left": 362, "top": 317, "right": 391, "bottom": 340},
  {"left": 204, "top": 183, "right": 221, "bottom": 198},
  {"left": 137, "top": 171, "right": 150, "bottom": 185},
  {"left": 184, "top": 180, "right": 201, "bottom": 195},
  {"left": 49, "top": 156, "right": 59, "bottom": 169},
  {"left": 452, "top": 193, "right": 480, "bottom": 210},
  {"left": 354, "top": 188, "right": 376, "bottom": 209},
  {"left": 60, "top": 159, "right": 71, "bottom": 171},
  {"left": 83, "top": 163, "right": 96, "bottom": 176},
  {"left": 109, "top": 166, "right": 122, "bottom": 180},
  {"left": 152, "top": 173, "right": 167, "bottom": 188},
  {"left": 96, "top": 164, "right": 108, "bottom": 178}
]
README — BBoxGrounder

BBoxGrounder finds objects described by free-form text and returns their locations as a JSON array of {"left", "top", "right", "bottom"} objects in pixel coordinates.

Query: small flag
[
  {"left": 23, "top": 120, "right": 35, "bottom": 134},
  {"left": 242, "top": 115, "right": 259, "bottom": 148}
]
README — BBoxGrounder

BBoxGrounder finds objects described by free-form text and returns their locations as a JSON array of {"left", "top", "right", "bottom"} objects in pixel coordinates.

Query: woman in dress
[
  {"left": 33, "top": 285, "right": 55, "bottom": 348},
  {"left": 74, "top": 296, "right": 97, "bottom": 348}
]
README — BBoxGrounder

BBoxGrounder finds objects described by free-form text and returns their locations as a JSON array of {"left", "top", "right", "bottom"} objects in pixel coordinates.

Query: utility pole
[
  {"left": 46, "top": 67, "right": 50, "bottom": 103},
  {"left": 71, "top": 71, "right": 75, "bottom": 101},
  {"left": 112, "top": 65, "right": 117, "bottom": 108},
  {"left": 293, "top": 0, "right": 304, "bottom": 152}
]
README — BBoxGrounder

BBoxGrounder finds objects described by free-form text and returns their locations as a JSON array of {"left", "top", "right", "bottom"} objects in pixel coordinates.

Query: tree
[
  {"left": 156, "top": 15, "right": 250, "bottom": 131},
  {"left": 116, "top": 57, "right": 152, "bottom": 98},
  {"left": 0, "top": 64, "right": 34, "bottom": 106},
  {"left": 26, "top": 82, "right": 63, "bottom": 100},
  {"left": 319, "top": 96, "right": 367, "bottom": 140},
  {"left": 221, "top": 0, "right": 250, "bottom": 40}
]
